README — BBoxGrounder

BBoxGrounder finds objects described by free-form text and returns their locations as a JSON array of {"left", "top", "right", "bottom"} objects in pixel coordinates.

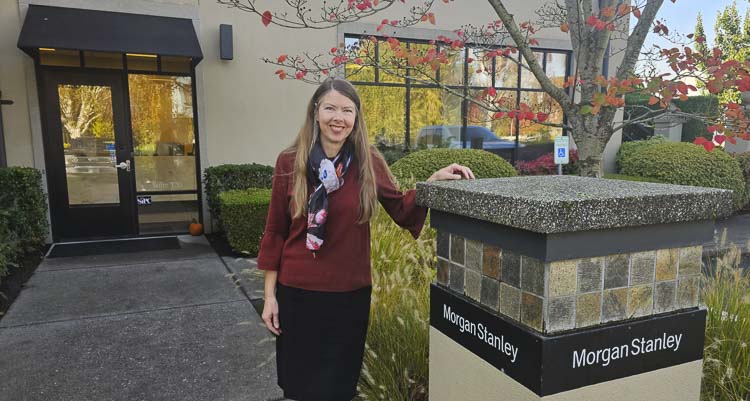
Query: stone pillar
[
  {"left": 417, "top": 176, "right": 731, "bottom": 401},
  {"left": 653, "top": 112, "right": 687, "bottom": 142}
]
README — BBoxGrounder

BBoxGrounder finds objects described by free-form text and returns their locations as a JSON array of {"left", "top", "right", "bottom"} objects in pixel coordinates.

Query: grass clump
[
  {"left": 357, "top": 206, "right": 435, "bottom": 401},
  {"left": 702, "top": 247, "right": 750, "bottom": 400}
]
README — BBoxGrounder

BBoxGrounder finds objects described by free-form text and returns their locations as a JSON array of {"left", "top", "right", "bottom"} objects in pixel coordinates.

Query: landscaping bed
[{"left": 0, "top": 246, "right": 47, "bottom": 320}]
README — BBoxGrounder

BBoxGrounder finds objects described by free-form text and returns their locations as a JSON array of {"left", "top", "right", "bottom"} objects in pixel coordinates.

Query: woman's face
[{"left": 316, "top": 89, "right": 357, "bottom": 151}]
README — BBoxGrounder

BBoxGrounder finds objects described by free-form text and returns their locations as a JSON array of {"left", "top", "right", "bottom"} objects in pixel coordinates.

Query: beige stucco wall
[{"left": 0, "top": 2, "right": 34, "bottom": 167}]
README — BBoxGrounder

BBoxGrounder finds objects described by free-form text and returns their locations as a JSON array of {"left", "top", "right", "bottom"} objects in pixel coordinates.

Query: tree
[
  {"left": 220, "top": 0, "right": 750, "bottom": 179},
  {"left": 709, "top": 1, "right": 750, "bottom": 104},
  {"left": 694, "top": 12, "right": 707, "bottom": 67}
]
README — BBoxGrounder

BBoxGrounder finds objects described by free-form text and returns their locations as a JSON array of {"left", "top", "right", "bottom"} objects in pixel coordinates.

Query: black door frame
[{"left": 39, "top": 69, "right": 139, "bottom": 242}]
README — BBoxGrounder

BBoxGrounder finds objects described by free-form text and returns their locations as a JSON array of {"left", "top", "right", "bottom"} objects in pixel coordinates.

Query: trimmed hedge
[
  {"left": 390, "top": 149, "right": 517, "bottom": 184},
  {"left": 219, "top": 188, "right": 272, "bottom": 256},
  {"left": 619, "top": 141, "right": 745, "bottom": 210},
  {"left": 0, "top": 167, "right": 48, "bottom": 280},
  {"left": 615, "top": 136, "right": 666, "bottom": 172},
  {"left": 732, "top": 152, "right": 750, "bottom": 207},
  {"left": 204, "top": 163, "right": 273, "bottom": 226}
]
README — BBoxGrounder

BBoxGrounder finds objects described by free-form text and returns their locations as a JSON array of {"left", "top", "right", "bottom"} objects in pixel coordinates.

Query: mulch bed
[
  {"left": 205, "top": 232, "right": 249, "bottom": 259},
  {"left": 0, "top": 246, "right": 48, "bottom": 321}
]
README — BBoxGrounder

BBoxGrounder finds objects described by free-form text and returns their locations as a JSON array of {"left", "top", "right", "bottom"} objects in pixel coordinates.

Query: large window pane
[
  {"left": 128, "top": 74, "right": 197, "bottom": 192},
  {"left": 440, "top": 47, "right": 465, "bottom": 86},
  {"left": 519, "top": 91, "right": 562, "bottom": 160},
  {"left": 467, "top": 90, "right": 517, "bottom": 160},
  {"left": 378, "top": 39, "right": 405, "bottom": 83},
  {"left": 411, "top": 89, "right": 462, "bottom": 148},
  {"left": 494, "top": 53, "right": 519, "bottom": 88},
  {"left": 357, "top": 85, "right": 406, "bottom": 146},
  {"left": 84, "top": 51, "right": 123, "bottom": 69},
  {"left": 59, "top": 84, "right": 118, "bottom": 205},
  {"left": 521, "top": 52, "right": 543, "bottom": 89},
  {"left": 408, "top": 42, "right": 438, "bottom": 82},
  {"left": 345, "top": 37, "right": 375, "bottom": 82},
  {"left": 467, "top": 48, "right": 492, "bottom": 87},
  {"left": 546, "top": 53, "right": 567, "bottom": 87}
]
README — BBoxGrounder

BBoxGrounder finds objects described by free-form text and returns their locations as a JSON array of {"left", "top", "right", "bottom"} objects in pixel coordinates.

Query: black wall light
[{"left": 220, "top": 24, "right": 233, "bottom": 60}]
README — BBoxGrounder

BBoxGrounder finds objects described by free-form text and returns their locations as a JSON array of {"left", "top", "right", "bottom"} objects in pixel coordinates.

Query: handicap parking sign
[{"left": 554, "top": 136, "right": 569, "bottom": 165}]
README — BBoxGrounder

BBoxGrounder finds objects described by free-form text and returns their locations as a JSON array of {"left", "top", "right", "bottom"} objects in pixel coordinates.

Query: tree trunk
[{"left": 570, "top": 114, "right": 607, "bottom": 178}]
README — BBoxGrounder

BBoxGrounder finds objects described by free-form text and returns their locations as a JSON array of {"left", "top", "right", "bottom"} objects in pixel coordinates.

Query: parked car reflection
[{"left": 416, "top": 125, "right": 524, "bottom": 158}]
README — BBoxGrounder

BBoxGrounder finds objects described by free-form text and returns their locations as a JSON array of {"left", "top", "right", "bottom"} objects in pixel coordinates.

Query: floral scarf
[{"left": 305, "top": 139, "right": 353, "bottom": 254}]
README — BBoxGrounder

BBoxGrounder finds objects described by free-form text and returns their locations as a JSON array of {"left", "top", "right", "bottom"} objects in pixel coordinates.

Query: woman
[{"left": 258, "top": 77, "right": 474, "bottom": 401}]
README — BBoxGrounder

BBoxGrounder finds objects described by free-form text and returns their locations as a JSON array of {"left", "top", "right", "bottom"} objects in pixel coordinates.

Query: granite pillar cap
[{"left": 416, "top": 176, "right": 731, "bottom": 234}]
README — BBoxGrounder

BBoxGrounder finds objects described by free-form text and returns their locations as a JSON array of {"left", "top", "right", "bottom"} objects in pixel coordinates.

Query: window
[{"left": 346, "top": 34, "right": 570, "bottom": 162}]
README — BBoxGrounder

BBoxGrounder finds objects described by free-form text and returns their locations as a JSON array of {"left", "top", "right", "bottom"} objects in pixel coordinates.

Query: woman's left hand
[{"left": 426, "top": 163, "right": 475, "bottom": 182}]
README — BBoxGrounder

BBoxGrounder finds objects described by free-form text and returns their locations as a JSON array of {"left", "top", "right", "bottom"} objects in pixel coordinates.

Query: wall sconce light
[{"left": 220, "top": 24, "right": 233, "bottom": 60}]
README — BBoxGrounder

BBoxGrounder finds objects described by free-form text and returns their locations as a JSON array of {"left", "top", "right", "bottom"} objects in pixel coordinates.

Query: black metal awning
[{"left": 17, "top": 5, "right": 203, "bottom": 64}]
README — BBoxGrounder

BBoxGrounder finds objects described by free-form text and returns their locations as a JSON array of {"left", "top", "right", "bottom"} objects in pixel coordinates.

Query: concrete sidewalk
[{"left": 0, "top": 235, "right": 282, "bottom": 401}]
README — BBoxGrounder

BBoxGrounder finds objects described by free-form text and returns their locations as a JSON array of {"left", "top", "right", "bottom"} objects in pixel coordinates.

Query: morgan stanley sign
[{"left": 430, "top": 284, "right": 706, "bottom": 396}]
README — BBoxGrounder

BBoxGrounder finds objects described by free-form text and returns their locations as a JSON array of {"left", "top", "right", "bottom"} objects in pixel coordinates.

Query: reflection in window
[
  {"left": 411, "top": 89, "right": 462, "bottom": 148},
  {"left": 59, "top": 84, "right": 118, "bottom": 205},
  {"left": 440, "top": 47, "right": 465, "bottom": 86},
  {"left": 378, "top": 39, "right": 405, "bottom": 83},
  {"left": 128, "top": 74, "right": 196, "bottom": 192},
  {"left": 345, "top": 37, "right": 376, "bottom": 82},
  {"left": 521, "top": 52, "right": 544, "bottom": 89},
  {"left": 546, "top": 53, "right": 567, "bottom": 87},
  {"left": 467, "top": 48, "right": 492, "bottom": 88},
  {"left": 409, "top": 42, "right": 438, "bottom": 82},
  {"left": 494, "top": 54, "right": 519, "bottom": 88},
  {"left": 359, "top": 86, "right": 406, "bottom": 146},
  {"left": 345, "top": 34, "right": 569, "bottom": 159},
  {"left": 520, "top": 92, "right": 563, "bottom": 144}
]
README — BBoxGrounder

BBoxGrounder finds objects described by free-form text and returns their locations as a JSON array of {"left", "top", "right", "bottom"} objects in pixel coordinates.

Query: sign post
[{"left": 418, "top": 177, "right": 730, "bottom": 401}]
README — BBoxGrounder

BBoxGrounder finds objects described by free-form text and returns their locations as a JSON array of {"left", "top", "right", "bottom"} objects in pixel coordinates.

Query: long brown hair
[{"left": 284, "top": 77, "right": 381, "bottom": 224}]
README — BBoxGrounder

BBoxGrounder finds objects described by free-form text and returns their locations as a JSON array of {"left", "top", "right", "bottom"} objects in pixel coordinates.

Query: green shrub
[
  {"left": 359, "top": 207, "right": 434, "bottom": 401},
  {"left": 702, "top": 249, "right": 750, "bottom": 400},
  {"left": 732, "top": 152, "right": 750, "bottom": 208},
  {"left": 204, "top": 163, "right": 274, "bottom": 226},
  {"left": 0, "top": 167, "right": 47, "bottom": 254},
  {"left": 619, "top": 141, "right": 745, "bottom": 210},
  {"left": 390, "top": 149, "right": 516, "bottom": 185},
  {"left": 218, "top": 188, "right": 272, "bottom": 256},
  {"left": 615, "top": 136, "right": 665, "bottom": 172},
  {"left": 0, "top": 211, "right": 17, "bottom": 280}
]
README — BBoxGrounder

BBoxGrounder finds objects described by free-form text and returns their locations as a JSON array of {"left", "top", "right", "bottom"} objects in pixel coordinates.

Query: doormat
[{"left": 47, "top": 237, "right": 181, "bottom": 258}]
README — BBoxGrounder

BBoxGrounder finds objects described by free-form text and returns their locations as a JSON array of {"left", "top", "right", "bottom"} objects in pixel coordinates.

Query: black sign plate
[
  {"left": 430, "top": 284, "right": 706, "bottom": 396},
  {"left": 431, "top": 284, "right": 544, "bottom": 393}
]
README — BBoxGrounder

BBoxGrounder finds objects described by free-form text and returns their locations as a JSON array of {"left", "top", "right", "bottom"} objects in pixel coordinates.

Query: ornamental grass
[
  {"left": 357, "top": 206, "right": 435, "bottom": 401},
  {"left": 702, "top": 246, "right": 750, "bottom": 401}
]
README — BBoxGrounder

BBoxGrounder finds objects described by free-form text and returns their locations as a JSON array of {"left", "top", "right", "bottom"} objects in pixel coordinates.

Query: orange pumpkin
[{"left": 188, "top": 219, "right": 203, "bottom": 236}]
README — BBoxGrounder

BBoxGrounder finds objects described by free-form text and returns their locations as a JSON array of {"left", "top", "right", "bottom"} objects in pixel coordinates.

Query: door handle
[{"left": 116, "top": 160, "right": 131, "bottom": 172}]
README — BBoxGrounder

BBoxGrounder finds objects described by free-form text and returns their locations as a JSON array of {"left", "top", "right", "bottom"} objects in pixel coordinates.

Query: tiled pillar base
[
  {"left": 417, "top": 177, "right": 730, "bottom": 401},
  {"left": 430, "top": 327, "right": 703, "bottom": 401}
]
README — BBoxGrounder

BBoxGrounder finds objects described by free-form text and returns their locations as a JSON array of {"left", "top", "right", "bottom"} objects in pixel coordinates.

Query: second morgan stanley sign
[{"left": 430, "top": 284, "right": 706, "bottom": 396}]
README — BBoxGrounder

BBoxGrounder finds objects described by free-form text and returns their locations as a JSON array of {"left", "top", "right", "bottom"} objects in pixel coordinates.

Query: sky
[{"left": 640, "top": 0, "right": 749, "bottom": 72}]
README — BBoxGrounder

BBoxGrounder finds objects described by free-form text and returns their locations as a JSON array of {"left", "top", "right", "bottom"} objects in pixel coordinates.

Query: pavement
[{"left": 0, "top": 235, "right": 283, "bottom": 401}]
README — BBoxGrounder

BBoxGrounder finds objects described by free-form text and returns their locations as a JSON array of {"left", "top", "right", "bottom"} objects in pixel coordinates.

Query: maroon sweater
[{"left": 257, "top": 150, "right": 427, "bottom": 292}]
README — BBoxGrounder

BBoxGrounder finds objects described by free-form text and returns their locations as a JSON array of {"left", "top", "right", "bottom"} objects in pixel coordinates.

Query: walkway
[{"left": 0, "top": 235, "right": 282, "bottom": 401}]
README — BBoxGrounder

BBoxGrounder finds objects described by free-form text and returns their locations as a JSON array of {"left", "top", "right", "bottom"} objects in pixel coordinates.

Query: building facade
[{"left": 0, "top": 0, "right": 623, "bottom": 243}]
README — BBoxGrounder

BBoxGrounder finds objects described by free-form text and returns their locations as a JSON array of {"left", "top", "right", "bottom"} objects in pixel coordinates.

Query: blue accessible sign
[{"left": 554, "top": 136, "right": 569, "bottom": 165}]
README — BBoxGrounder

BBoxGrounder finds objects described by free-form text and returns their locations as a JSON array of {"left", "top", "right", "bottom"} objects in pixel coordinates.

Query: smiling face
[{"left": 316, "top": 89, "right": 357, "bottom": 156}]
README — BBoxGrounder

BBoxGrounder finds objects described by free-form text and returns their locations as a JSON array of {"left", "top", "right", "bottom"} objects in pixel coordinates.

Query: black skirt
[{"left": 275, "top": 282, "right": 372, "bottom": 401}]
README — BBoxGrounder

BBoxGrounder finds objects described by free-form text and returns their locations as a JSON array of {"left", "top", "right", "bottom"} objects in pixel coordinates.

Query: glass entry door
[{"left": 42, "top": 70, "right": 137, "bottom": 241}]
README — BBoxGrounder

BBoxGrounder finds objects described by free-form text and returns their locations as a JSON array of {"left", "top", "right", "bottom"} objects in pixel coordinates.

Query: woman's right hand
[{"left": 262, "top": 295, "right": 281, "bottom": 335}]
